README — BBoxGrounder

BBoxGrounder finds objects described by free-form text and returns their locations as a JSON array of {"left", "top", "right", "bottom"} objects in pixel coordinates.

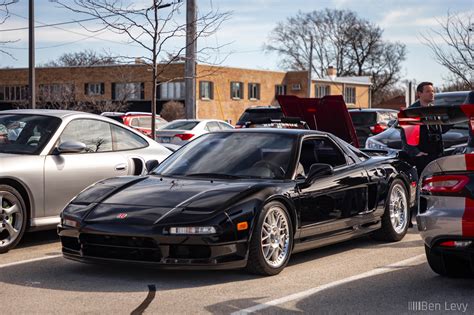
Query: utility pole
[
  {"left": 307, "top": 35, "right": 313, "bottom": 98},
  {"left": 185, "top": 0, "right": 196, "bottom": 119},
  {"left": 28, "top": 0, "right": 35, "bottom": 109}
]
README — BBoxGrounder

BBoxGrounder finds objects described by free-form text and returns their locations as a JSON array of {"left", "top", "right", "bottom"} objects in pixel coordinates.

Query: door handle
[{"left": 115, "top": 163, "right": 127, "bottom": 171}]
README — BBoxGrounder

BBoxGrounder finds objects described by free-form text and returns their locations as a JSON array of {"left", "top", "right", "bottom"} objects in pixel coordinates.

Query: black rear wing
[
  {"left": 398, "top": 104, "right": 474, "bottom": 147},
  {"left": 243, "top": 117, "right": 310, "bottom": 129}
]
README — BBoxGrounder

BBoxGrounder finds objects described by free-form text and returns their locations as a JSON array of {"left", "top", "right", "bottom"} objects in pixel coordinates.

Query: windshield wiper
[{"left": 185, "top": 173, "right": 243, "bottom": 179}]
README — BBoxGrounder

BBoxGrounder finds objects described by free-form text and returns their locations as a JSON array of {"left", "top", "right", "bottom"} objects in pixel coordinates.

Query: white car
[{"left": 155, "top": 119, "right": 234, "bottom": 145}]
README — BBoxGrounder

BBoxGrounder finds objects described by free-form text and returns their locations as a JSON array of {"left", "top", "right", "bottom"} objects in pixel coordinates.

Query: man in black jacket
[{"left": 402, "top": 82, "right": 445, "bottom": 175}]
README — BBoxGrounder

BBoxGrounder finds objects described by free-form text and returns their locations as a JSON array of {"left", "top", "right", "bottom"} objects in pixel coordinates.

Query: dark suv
[
  {"left": 365, "top": 91, "right": 473, "bottom": 150},
  {"left": 235, "top": 106, "right": 283, "bottom": 128},
  {"left": 349, "top": 108, "right": 398, "bottom": 146}
]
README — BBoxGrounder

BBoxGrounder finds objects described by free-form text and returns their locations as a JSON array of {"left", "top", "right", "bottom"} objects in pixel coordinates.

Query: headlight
[
  {"left": 365, "top": 137, "right": 388, "bottom": 150},
  {"left": 169, "top": 226, "right": 217, "bottom": 235},
  {"left": 62, "top": 218, "right": 79, "bottom": 228}
]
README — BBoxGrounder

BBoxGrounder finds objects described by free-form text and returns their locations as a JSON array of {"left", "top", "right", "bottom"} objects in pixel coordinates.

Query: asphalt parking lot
[{"left": 1, "top": 228, "right": 473, "bottom": 314}]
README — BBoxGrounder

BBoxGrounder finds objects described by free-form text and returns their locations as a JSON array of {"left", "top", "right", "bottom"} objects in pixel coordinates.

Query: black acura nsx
[{"left": 58, "top": 129, "right": 417, "bottom": 275}]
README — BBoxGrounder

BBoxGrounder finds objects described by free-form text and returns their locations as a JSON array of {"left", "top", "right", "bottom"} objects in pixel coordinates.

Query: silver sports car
[{"left": 0, "top": 109, "right": 171, "bottom": 253}]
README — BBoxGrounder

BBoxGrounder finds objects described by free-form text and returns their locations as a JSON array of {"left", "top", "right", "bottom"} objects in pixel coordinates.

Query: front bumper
[{"left": 58, "top": 224, "right": 249, "bottom": 269}]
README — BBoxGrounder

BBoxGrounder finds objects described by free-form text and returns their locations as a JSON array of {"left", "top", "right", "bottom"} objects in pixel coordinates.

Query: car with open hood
[
  {"left": 0, "top": 110, "right": 171, "bottom": 253},
  {"left": 58, "top": 127, "right": 417, "bottom": 276}
]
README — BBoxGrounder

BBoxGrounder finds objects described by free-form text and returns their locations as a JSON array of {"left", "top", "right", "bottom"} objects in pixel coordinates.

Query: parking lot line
[
  {"left": 0, "top": 254, "right": 62, "bottom": 269},
  {"left": 232, "top": 254, "right": 426, "bottom": 314}
]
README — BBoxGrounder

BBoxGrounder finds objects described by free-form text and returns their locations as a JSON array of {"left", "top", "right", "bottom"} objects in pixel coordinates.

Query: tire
[
  {"left": 425, "top": 245, "right": 473, "bottom": 277},
  {"left": 246, "top": 201, "right": 293, "bottom": 276},
  {"left": 372, "top": 179, "right": 409, "bottom": 242},
  {"left": 0, "top": 185, "right": 28, "bottom": 254}
]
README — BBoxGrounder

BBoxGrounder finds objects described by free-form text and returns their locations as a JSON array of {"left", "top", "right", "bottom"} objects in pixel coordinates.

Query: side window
[
  {"left": 130, "top": 117, "right": 139, "bottom": 127},
  {"left": 111, "top": 124, "right": 148, "bottom": 151},
  {"left": 206, "top": 121, "right": 221, "bottom": 131},
  {"left": 298, "top": 138, "right": 347, "bottom": 176},
  {"left": 218, "top": 122, "right": 233, "bottom": 130},
  {"left": 314, "top": 138, "right": 347, "bottom": 167},
  {"left": 60, "top": 119, "right": 113, "bottom": 153}
]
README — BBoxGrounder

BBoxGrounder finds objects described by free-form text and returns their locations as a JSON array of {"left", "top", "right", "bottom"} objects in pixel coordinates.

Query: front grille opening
[
  {"left": 169, "top": 245, "right": 211, "bottom": 259},
  {"left": 80, "top": 234, "right": 158, "bottom": 249},
  {"left": 82, "top": 245, "right": 162, "bottom": 262},
  {"left": 61, "top": 236, "right": 80, "bottom": 251}
]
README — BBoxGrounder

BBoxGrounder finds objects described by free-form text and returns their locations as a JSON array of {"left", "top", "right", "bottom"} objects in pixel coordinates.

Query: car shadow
[
  {"left": 0, "top": 228, "right": 424, "bottom": 293},
  {"left": 16, "top": 230, "right": 60, "bottom": 249},
  {"left": 205, "top": 263, "right": 474, "bottom": 314}
]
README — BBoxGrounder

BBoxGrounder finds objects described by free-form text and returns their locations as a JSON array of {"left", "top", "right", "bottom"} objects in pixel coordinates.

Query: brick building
[{"left": 0, "top": 63, "right": 372, "bottom": 124}]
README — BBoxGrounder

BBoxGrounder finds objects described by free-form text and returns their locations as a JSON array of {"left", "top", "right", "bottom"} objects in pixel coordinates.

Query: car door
[
  {"left": 44, "top": 118, "right": 129, "bottom": 218},
  {"left": 297, "top": 137, "right": 369, "bottom": 238}
]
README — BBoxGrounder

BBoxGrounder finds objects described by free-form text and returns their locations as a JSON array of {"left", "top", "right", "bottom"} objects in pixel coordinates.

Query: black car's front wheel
[
  {"left": 373, "top": 179, "right": 409, "bottom": 242},
  {"left": 246, "top": 201, "right": 293, "bottom": 276},
  {"left": 0, "top": 185, "right": 27, "bottom": 254}
]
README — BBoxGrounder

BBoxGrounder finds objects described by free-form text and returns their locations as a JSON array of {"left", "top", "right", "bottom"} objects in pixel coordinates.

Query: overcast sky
[{"left": 0, "top": 0, "right": 472, "bottom": 89}]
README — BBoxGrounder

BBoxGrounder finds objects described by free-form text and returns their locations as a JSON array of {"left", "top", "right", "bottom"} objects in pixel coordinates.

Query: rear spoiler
[
  {"left": 398, "top": 104, "right": 474, "bottom": 147},
  {"left": 244, "top": 117, "right": 310, "bottom": 129},
  {"left": 276, "top": 95, "right": 359, "bottom": 147}
]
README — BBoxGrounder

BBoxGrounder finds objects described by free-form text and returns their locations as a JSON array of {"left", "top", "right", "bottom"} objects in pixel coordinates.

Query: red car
[{"left": 101, "top": 112, "right": 168, "bottom": 137}]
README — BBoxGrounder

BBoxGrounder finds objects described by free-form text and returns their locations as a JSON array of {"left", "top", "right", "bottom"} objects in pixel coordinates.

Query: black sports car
[{"left": 58, "top": 129, "right": 417, "bottom": 275}]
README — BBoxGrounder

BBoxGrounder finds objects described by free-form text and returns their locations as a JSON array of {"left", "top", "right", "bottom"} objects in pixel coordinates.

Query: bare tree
[
  {"left": 0, "top": 0, "right": 18, "bottom": 59},
  {"left": 160, "top": 100, "right": 185, "bottom": 121},
  {"left": 265, "top": 9, "right": 406, "bottom": 101},
  {"left": 51, "top": 0, "right": 230, "bottom": 138},
  {"left": 422, "top": 12, "right": 473, "bottom": 88},
  {"left": 42, "top": 49, "right": 117, "bottom": 67}
]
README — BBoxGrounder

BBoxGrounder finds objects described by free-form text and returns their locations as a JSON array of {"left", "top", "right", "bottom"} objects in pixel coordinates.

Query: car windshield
[
  {"left": 238, "top": 109, "right": 283, "bottom": 123},
  {"left": 349, "top": 112, "right": 376, "bottom": 126},
  {"left": 435, "top": 94, "right": 468, "bottom": 106},
  {"left": 161, "top": 120, "right": 199, "bottom": 130},
  {"left": 0, "top": 114, "right": 62, "bottom": 154},
  {"left": 153, "top": 132, "right": 297, "bottom": 179}
]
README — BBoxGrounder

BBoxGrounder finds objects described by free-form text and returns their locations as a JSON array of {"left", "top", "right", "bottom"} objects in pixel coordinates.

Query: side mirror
[
  {"left": 56, "top": 141, "right": 86, "bottom": 154},
  {"left": 145, "top": 159, "right": 159, "bottom": 173},
  {"left": 299, "top": 163, "right": 333, "bottom": 188}
]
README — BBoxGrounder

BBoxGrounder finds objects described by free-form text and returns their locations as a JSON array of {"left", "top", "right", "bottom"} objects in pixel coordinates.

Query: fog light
[{"left": 169, "top": 226, "right": 216, "bottom": 235}]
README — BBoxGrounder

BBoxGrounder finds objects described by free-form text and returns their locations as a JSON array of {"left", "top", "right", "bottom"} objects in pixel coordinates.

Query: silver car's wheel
[
  {"left": 389, "top": 183, "right": 408, "bottom": 234},
  {"left": 246, "top": 201, "right": 293, "bottom": 276},
  {"left": 0, "top": 185, "right": 27, "bottom": 254},
  {"left": 261, "top": 205, "right": 291, "bottom": 268}
]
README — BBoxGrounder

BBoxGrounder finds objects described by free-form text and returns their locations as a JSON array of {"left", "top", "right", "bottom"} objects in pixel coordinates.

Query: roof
[
  {"left": 218, "top": 128, "right": 325, "bottom": 136},
  {"left": 0, "top": 109, "right": 99, "bottom": 119},
  {"left": 314, "top": 76, "right": 372, "bottom": 86},
  {"left": 348, "top": 108, "right": 398, "bottom": 113}
]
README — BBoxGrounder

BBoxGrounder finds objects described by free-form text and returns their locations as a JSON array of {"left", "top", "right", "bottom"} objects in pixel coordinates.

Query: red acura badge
[{"left": 116, "top": 213, "right": 128, "bottom": 219}]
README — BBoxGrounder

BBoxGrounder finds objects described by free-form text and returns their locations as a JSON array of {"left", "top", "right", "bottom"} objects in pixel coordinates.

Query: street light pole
[{"left": 28, "top": 0, "right": 35, "bottom": 109}]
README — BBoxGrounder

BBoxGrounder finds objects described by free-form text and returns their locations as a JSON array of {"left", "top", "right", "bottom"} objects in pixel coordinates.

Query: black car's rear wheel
[
  {"left": 246, "top": 201, "right": 293, "bottom": 276},
  {"left": 0, "top": 185, "right": 27, "bottom": 254},
  {"left": 373, "top": 179, "right": 409, "bottom": 242}
]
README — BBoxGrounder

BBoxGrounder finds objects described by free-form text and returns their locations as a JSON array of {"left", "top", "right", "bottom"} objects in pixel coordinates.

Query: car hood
[
  {"left": 277, "top": 95, "right": 359, "bottom": 147},
  {"left": 78, "top": 175, "right": 267, "bottom": 225}
]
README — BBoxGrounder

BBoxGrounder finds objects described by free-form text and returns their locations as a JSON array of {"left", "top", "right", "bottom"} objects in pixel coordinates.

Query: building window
[
  {"left": 113, "top": 82, "right": 144, "bottom": 101},
  {"left": 248, "top": 83, "right": 260, "bottom": 100},
  {"left": 315, "top": 85, "right": 330, "bottom": 98},
  {"left": 85, "top": 83, "right": 105, "bottom": 96},
  {"left": 230, "top": 82, "right": 243, "bottom": 99},
  {"left": 0, "top": 85, "right": 29, "bottom": 101},
  {"left": 344, "top": 86, "right": 356, "bottom": 104},
  {"left": 158, "top": 81, "right": 185, "bottom": 100},
  {"left": 199, "top": 81, "right": 214, "bottom": 100},
  {"left": 39, "top": 83, "right": 74, "bottom": 100},
  {"left": 275, "top": 84, "right": 286, "bottom": 96}
]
